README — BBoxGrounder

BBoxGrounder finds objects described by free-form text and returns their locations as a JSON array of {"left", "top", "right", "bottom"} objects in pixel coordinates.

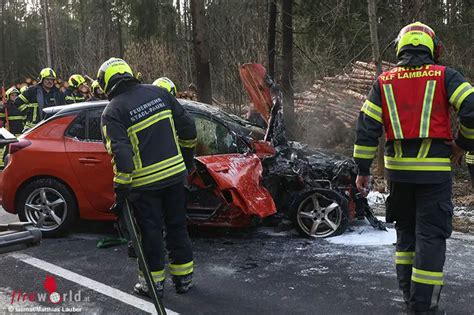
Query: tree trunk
[
  {"left": 281, "top": 0, "right": 295, "bottom": 138},
  {"left": 115, "top": 0, "right": 124, "bottom": 58},
  {"left": 42, "top": 0, "right": 52, "bottom": 67},
  {"left": 367, "top": 0, "right": 384, "bottom": 177},
  {"left": 190, "top": 0, "right": 212, "bottom": 104},
  {"left": 367, "top": 0, "right": 382, "bottom": 76},
  {"left": 267, "top": 0, "right": 277, "bottom": 79},
  {"left": 1, "top": 0, "right": 5, "bottom": 80}
]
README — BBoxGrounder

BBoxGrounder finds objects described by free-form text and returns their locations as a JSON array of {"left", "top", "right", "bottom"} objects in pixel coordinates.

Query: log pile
[
  {"left": 177, "top": 90, "right": 198, "bottom": 101},
  {"left": 295, "top": 61, "right": 395, "bottom": 129},
  {"left": 11, "top": 77, "right": 69, "bottom": 92}
]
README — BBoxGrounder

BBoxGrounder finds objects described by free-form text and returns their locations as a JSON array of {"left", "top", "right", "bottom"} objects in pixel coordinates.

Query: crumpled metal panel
[{"left": 195, "top": 154, "right": 276, "bottom": 218}]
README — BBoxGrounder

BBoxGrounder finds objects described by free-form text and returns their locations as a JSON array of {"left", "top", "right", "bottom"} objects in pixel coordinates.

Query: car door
[{"left": 64, "top": 108, "right": 114, "bottom": 212}]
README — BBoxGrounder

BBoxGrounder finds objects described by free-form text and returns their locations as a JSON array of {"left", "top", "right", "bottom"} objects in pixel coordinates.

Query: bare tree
[
  {"left": 367, "top": 0, "right": 384, "bottom": 177},
  {"left": 190, "top": 0, "right": 212, "bottom": 104},
  {"left": 267, "top": 0, "right": 277, "bottom": 78},
  {"left": 1, "top": 0, "right": 5, "bottom": 78},
  {"left": 281, "top": 0, "right": 295, "bottom": 138},
  {"left": 42, "top": 0, "right": 52, "bottom": 67}
]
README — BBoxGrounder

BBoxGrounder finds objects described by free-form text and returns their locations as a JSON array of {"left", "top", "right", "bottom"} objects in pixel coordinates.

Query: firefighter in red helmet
[{"left": 353, "top": 22, "right": 474, "bottom": 314}]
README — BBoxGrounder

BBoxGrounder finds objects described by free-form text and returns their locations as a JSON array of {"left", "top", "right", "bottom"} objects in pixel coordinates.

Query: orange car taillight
[{"left": 9, "top": 139, "right": 32, "bottom": 154}]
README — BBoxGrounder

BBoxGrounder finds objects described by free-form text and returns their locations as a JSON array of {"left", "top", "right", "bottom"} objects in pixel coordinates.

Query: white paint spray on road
[{"left": 9, "top": 253, "right": 178, "bottom": 315}]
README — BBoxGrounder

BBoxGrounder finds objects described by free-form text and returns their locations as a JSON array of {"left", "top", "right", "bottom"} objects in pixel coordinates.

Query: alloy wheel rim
[
  {"left": 296, "top": 193, "right": 342, "bottom": 238},
  {"left": 24, "top": 187, "right": 67, "bottom": 231}
]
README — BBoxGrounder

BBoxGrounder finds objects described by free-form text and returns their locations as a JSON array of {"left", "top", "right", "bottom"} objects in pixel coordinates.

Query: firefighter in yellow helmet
[
  {"left": 91, "top": 80, "right": 107, "bottom": 100},
  {"left": 152, "top": 77, "right": 177, "bottom": 97},
  {"left": 466, "top": 151, "right": 474, "bottom": 188},
  {"left": 14, "top": 67, "right": 65, "bottom": 130},
  {"left": 0, "top": 87, "right": 26, "bottom": 168},
  {"left": 98, "top": 58, "right": 197, "bottom": 298},
  {"left": 19, "top": 85, "right": 28, "bottom": 94},
  {"left": 65, "top": 74, "right": 91, "bottom": 104},
  {"left": 1, "top": 87, "right": 25, "bottom": 135},
  {"left": 353, "top": 22, "right": 474, "bottom": 313}
]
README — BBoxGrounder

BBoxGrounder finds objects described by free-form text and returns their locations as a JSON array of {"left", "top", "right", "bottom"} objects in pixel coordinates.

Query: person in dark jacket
[
  {"left": 0, "top": 87, "right": 25, "bottom": 168},
  {"left": 465, "top": 151, "right": 474, "bottom": 187},
  {"left": 353, "top": 22, "right": 474, "bottom": 314},
  {"left": 64, "top": 74, "right": 91, "bottom": 104},
  {"left": 14, "top": 67, "right": 65, "bottom": 129},
  {"left": 0, "top": 87, "right": 25, "bottom": 135},
  {"left": 98, "top": 58, "right": 197, "bottom": 298},
  {"left": 91, "top": 80, "right": 107, "bottom": 100}
]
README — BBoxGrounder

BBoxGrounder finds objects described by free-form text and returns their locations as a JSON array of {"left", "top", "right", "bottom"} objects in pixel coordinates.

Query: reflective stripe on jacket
[
  {"left": 101, "top": 83, "right": 196, "bottom": 190},
  {"left": 379, "top": 65, "right": 452, "bottom": 140}
]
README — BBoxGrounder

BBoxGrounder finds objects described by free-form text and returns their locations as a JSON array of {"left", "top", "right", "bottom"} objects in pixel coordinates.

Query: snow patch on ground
[
  {"left": 454, "top": 206, "right": 474, "bottom": 219},
  {"left": 326, "top": 221, "right": 396, "bottom": 246},
  {"left": 256, "top": 226, "right": 298, "bottom": 237},
  {"left": 208, "top": 265, "right": 237, "bottom": 275},
  {"left": 298, "top": 265, "right": 330, "bottom": 276}
]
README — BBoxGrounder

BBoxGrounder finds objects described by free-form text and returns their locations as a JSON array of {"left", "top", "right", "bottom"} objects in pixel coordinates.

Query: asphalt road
[{"left": 1, "top": 210, "right": 473, "bottom": 315}]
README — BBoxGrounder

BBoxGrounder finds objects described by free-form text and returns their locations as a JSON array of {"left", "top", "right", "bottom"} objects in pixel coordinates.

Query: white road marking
[{"left": 9, "top": 253, "right": 178, "bottom": 315}]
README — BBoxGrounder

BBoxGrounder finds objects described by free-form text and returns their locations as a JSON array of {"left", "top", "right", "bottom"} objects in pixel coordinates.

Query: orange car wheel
[{"left": 16, "top": 178, "right": 78, "bottom": 237}]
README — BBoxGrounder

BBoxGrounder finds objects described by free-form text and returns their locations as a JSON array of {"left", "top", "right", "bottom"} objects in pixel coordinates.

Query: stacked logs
[
  {"left": 177, "top": 90, "right": 198, "bottom": 101},
  {"left": 11, "top": 77, "right": 70, "bottom": 92},
  {"left": 295, "top": 61, "right": 395, "bottom": 129}
]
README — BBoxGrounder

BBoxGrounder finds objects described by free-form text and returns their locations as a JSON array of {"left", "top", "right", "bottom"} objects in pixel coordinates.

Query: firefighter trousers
[
  {"left": 387, "top": 180, "right": 453, "bottom": 311},
  {"left": 131, "top": 182, "right": 194, "bottom": 283}
]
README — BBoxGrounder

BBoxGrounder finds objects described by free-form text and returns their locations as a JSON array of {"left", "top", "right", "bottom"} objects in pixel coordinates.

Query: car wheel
[
  {"left": 17, "top": 178, "right": 78, "bottom": 237},
  {"left": 290, "top": 189, "right": 348, "bottom": 238}
]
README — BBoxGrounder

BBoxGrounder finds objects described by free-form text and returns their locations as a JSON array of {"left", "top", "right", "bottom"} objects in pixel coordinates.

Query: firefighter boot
[
  {"left": 173, "top": 273, "right": 193, "bottom": 294},
  {"left": 133, "top": 274, "right": 164, "bottom": 298}
]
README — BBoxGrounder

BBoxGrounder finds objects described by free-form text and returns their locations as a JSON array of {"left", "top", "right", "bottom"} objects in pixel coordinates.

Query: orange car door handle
[{"left": 79, "top": 158, "right": 101, "bottom": 164}]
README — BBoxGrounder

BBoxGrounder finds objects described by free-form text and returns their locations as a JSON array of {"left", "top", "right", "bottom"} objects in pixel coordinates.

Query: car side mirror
[{"left": 251, "top": 140, "right": 275, "bottom": 158}]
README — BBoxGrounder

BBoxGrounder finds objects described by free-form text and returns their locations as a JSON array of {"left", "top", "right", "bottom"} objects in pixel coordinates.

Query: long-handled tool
[{"left": 122, "top": 200, "right": 167, "bottom": 315}]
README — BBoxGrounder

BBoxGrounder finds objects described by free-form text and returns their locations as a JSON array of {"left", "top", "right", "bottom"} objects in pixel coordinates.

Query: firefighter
[
  {"left": 465, "top": 151, "right": 474, "bottom": 188},
  {"left": 0, "top": 87, "right": 25, "bottom": 168},
  {"left": 14, "top": 67, "right": 65, "bottom": 129},
  {"left": 91, "top": 80, "right": 107, "bottom": 100},
  {"left": 19, "top": 85, "right": 28, "bottom": 94},
  {"left": 98, "top": 58, "right": 197, "bottom": 297},
  {"left": 0, "top": 87, "right": 25, "bottom": 135},
  {"left": 353, "top": 22, "right": 474, "bottom": 314},
  {"left": 152, "top": 77, "right": 177, "bottom": 97},
  {"left": 64, "top": 74, "right": 90, "bottom": 104}
]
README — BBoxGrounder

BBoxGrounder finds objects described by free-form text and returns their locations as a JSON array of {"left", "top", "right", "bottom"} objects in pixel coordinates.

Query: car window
[
  {"left": 67, "top": 112, "right": 86, "bottom": 140},
  {"left": 193, "top": 115, "right": 248, "bottom": 156},
  {"left": 87, "top": 108, "right": 103, "bottom": 141},
  {"left": 66, "top": 108, "right": 103, "bottom": 142}
]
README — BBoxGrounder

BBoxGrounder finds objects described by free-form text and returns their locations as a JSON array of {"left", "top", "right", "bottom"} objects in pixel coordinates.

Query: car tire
[
  {"left": 16, "top": 178, "right": 78, "bottom": 237},
  {"left": 290, "top": 189, "right": 349, "bottom": 238}
]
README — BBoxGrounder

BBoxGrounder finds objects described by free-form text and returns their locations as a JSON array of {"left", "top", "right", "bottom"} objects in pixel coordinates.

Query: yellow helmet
[
  {"left": 38, "top": 67, "right": 57, "bottom": 83},
  {"left": 91, "top": 80, "right": 101, "bottom": 91},
  {"left": 395, "top": 22, "right": 442, "bottom": 61},
  {"left": 5, "top": 87, "right": 19, "bottom": 99},
  {"left": 20, "top": 85, "right": 28, "bottom": 94},
  {"left": 97, "top": 58, "right": 134, "bottom": 94},
  {"left": 153, "top": 77, "right": 177, "bottom": 96},
  {"left": 68, "top": 74, "right": 86, "bottom": 89}
]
